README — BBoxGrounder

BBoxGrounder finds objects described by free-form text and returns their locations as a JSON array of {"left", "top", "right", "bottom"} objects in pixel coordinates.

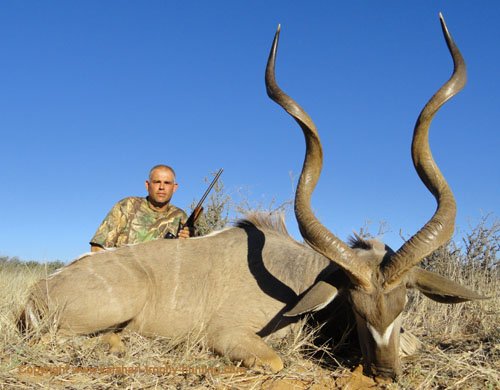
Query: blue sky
[{"left": 1, "top": 1, "right": 498, "bottom": 262}]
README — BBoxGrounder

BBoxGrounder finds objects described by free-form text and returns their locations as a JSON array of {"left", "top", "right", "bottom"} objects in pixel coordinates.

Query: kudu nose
[{"left": 372, "top": 365, "right": 399, "bottom": 381}]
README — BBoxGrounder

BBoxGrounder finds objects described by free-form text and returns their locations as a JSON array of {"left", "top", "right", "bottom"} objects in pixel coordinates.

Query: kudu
[{"left": 19, "top": 14, "right": 484, "bottom": 380}]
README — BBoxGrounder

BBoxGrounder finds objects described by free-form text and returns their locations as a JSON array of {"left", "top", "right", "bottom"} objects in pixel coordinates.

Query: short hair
[{"left": 148, "top": 165, "right": 176, "bottom": 181}]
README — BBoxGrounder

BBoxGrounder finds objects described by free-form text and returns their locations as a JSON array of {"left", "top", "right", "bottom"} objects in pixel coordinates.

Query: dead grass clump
[{"left": 401, "top": 215, "right": 499, "bottom": 389}]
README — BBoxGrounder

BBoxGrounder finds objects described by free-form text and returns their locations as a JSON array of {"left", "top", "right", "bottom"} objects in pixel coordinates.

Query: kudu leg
[
  {"left": 101, "top": 332, "right": 126, "bottom": 356},
  {"left": 208, "top": 327, "right": 284, "bottom": 373}
]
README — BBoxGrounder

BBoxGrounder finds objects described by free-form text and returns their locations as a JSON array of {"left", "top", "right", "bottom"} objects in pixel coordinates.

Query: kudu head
[{"left": 266, "top": 14, "right": 485, "bottom": 380}]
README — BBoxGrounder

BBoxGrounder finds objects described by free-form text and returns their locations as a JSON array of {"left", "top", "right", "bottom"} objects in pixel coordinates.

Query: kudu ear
[
  {"left": 284, "top": 281, "right": 339, "bottom": 317},
  {"left": 407, "top": 267, "right": 488, "bottom": 303}
]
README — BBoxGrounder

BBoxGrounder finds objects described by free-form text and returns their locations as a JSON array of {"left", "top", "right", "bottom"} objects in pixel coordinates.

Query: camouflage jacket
[{"left": 90, "top": 197, "right": 188, "bottom": 249}]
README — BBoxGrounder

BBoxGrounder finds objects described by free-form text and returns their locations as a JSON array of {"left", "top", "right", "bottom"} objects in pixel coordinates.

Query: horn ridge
[
  {"left": 265, "top": 26, "right": 372, "bottom": 289},
  {"left": 383, "top": 14, "right": 466, "bottom": 287}
]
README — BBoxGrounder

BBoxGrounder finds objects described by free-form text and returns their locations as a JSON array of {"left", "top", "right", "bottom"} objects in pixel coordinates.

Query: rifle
[{"left": 165, "top": 168, "right": 223, "bottom": 239}]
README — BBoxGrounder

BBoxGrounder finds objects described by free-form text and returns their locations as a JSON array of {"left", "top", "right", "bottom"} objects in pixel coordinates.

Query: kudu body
[{"left": 19, "top": 14, "right": 484, "bottom": 379}]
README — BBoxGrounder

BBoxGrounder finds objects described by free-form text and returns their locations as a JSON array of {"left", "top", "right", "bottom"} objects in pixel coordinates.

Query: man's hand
[{"left": 178, "top": 226, "right": 191, "bottom": 239}]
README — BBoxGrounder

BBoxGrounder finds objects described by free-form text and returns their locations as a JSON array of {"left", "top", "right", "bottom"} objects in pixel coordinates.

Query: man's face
[{"left": 145, "top": 167, "right": 178, "bottom": 207}]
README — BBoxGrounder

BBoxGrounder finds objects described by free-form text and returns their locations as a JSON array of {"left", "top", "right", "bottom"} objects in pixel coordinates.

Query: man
[{"left": 90, "top": 165, "right": 190, "bottom": 252}]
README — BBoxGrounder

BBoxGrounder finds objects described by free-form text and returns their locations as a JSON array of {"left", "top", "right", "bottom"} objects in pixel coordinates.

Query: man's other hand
[{"left": 178, "top": 226, "right": 191, "bottom": 239}]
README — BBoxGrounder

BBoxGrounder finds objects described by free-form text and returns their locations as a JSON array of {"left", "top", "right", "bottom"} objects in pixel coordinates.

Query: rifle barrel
[{"left": 195, "top": 168, "right": 223, "bottom": 209}]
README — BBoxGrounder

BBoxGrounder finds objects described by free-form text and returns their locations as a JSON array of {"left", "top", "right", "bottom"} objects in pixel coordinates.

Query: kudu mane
[
  {"left": 238, "top": 214, "right": 374, "bottom": 253},
  {"left": 235, "top": 213, "right": 293, "bottom": 240}
]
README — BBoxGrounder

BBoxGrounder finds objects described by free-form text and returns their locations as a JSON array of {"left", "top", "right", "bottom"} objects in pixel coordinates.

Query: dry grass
[
  {"left": 1, "top": 218, "right": 498, "bottom": 389},
  {"left": 397, "top": 218, "right": 500, "bottom": 389}
]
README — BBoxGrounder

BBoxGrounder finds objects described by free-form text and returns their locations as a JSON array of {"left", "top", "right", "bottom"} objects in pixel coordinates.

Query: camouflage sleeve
[
  {"left": 179, "top": 209, "right": 188, "bottom": 224},
  {"left": 177, "top": 208, "right": 198, "bottom": 236},
  {"left": 161, "top": 207, "right": 189, "bottom": 238},
  {"left": 89, "top": 200, "right": 128, "bottom": 248}
]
